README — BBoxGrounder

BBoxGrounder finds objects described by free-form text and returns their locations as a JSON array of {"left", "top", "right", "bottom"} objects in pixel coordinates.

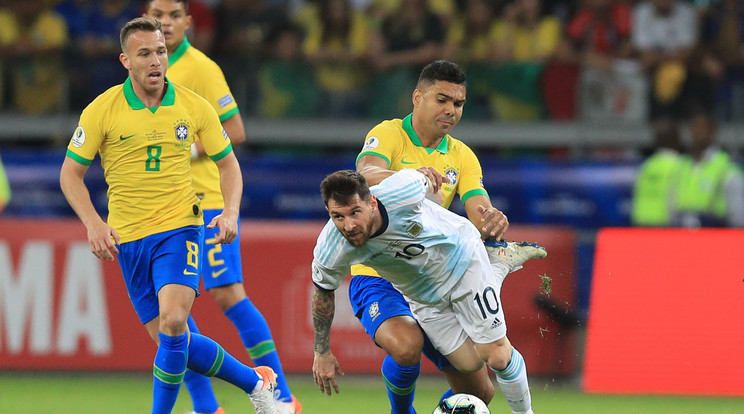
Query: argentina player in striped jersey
[{"left": 311, "top": 169, "right": 547, "bottom": 414}]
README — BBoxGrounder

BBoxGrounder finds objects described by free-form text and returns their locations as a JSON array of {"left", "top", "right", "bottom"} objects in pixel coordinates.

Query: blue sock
[
  {"left": 187, "top": 331, "right": 261, "bottom": 393},
  {"left": 439, "top": 388, "right": 454, "bottom": 402},
  {"left": 152, "top": 332, "right": 188, "bottom": 414},
  {"left": 381, "top": 355, "right": 419, "bottom": 414},
  {"left": 225, "top": 297, "right": 292, "bottom": 402},
  {"left": 183, "top": 316, "right": 220, "bottom": 414}
]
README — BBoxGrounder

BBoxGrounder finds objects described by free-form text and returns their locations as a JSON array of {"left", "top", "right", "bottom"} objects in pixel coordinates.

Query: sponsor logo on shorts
[
  {"left": 369, "top": 301, "right": 380, "bottom": 321},
  {"left": 183, "top": 269, "right": 198, "bottom": 276},
  {"left": 211, "top": 268, "right": 228, "bottom": 278},
  {"left": 490, "top": 317, "right": 502, "bottom": 329}
]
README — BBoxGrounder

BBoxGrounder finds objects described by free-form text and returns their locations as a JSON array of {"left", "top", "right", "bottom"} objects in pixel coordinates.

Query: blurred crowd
[{"left": 1, "top": 0, "right": 744, "bottom": 124}]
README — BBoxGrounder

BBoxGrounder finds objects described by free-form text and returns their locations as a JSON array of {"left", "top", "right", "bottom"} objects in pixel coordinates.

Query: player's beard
[{"left": 343, "top": 229, "right": 369, "bottom": 247}]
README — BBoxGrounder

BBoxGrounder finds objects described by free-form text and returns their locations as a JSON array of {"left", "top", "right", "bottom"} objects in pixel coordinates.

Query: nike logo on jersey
[
  {"left": 401, "top": 158, "right": 416, "bottom": 165},
  {"left": 211, "top": 268, "right": 228, "bottom": 278},
  {"left": 183, "top": 269, "right": 198, "bottom": 276},
  {"left": 119, "top": 134, "right": 136, "bottom": 141}
]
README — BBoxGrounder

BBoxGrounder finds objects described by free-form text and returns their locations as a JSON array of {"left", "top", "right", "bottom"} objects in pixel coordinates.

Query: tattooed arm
[{"left": 312, "top": 286, "right": 344, "bottom": 395}]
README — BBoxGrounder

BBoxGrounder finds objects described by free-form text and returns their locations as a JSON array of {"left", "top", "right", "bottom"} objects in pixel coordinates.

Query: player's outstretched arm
[
  {"left": 60, "top": 157, "right": 120, "bottom": 261},
  {"left": 209, "top": 152, "right": 242, "bottom": 244},
  {"left": 312, "top": 287, "right": 344, "bottom": 396}
]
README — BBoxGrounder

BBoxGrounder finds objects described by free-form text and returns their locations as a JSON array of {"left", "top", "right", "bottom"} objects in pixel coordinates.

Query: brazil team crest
[
  {"left": 174, "top": 119, "right": 190, "bottom": 143},
  {"left": 444, "top": 166, "right": 459, "bottom": 187}
]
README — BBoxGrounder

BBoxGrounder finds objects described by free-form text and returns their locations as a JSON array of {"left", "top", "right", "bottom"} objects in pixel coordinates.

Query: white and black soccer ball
[{"left": 432, "top": 393, "right": 491, "bottom": 414}]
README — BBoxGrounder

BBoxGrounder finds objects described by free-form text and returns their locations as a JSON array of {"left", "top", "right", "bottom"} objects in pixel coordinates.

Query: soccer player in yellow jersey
[
  {"left": 59, "top": 17, "right": 278, "bottom": 414},
  {"left": 145, "top": 0, "right": 302, "bottom": 414},
  {"left": 343, "top": 60, "right": 542, "bottom": 413},
  {"left": 144, "top": 2, "right": 301, "bottom": 413}
]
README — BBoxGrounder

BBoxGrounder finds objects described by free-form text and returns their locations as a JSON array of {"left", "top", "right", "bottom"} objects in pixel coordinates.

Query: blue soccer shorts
[
  {"left": 118, "top": 225, "right": 203, "bottom": 324},
  {"left": 201, "top": 209, "right": 243, "bottom": 290},
  {"left": 348, "top": 275, "right": 452, "bottom": 370}
]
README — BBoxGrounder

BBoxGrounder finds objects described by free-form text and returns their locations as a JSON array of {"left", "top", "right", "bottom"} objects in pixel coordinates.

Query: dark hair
[
  {"left": 320, "top": 170, "right": 371, "bottom": 206},
  {"left": 144, "top": 0, "right": 189, "bottom": 13},
  {"left": 417, "top": 60, "right": 466, "bottom": 88},
  {"left": 120, "top": 16, "right": 162, "bottom": 51}
]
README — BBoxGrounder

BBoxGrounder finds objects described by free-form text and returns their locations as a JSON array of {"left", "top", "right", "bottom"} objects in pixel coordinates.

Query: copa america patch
[
  {"left": 218, "top": 94, "right": 234, "bottom": 108},
  {"left": 362, "top": 136, "right": 380, "bottom": 151},
  {"left": 368, "top": 301, "right": 380, "bottom": 321},
  {"left": 71, "top": 126, "right": 85, "bottom": 148},
  {"left": 174, "top": 121, "right": 189, "bottom": 142}
]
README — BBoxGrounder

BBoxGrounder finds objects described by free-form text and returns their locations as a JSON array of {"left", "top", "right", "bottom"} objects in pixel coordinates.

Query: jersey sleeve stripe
[
  {"left": 218, "top": 108, "right": 239, "bottom": 122},
  {"left": 376, "top": 176, "right": 425, "bottom": 206},
  {"left": 208, "top": 143, "right": 233, "bottom": 162},
  {"left": 356, "top": 151, "right": 390, "bottom": 165},
  {"left": 65, "top": 150, "right": 93, "bottom": 166},
  {"left": 460, "top": 188, "right": 489, "bottom": 205},
  {"left": 317, "top": 228, "right": 344, "bottom": 264}
]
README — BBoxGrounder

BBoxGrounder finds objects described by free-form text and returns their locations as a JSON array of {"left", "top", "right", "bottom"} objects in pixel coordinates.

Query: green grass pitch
[{"left": 0, "top": 372, "right": 741, "bottom": 413}]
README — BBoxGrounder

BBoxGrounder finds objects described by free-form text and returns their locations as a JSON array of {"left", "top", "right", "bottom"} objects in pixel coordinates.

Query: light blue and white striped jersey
[{"left": 312, "top": 169, "right": 482, "bottom": 305}]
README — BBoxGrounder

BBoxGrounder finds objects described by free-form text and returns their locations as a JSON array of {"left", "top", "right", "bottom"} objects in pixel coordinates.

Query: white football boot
[
  {"left": 249, "top": 366, "right": 279, "bottom": 414},
  {"left": 484, "top": 240, "right": 547, "bottom": 275}
]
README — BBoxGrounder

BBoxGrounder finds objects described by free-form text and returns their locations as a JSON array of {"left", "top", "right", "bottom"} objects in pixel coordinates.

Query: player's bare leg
[
  {"left": 441, "top": 365, "right": 495, "bottom": 404},
  {"left": 374, "top": 315, "right": 425, "bottom": 413},
  {"left": 476, "top": 338, "right": 534, "bottom": 414},
  {"left": 209, "top": 282, "right": 301, "bottom": 413}
]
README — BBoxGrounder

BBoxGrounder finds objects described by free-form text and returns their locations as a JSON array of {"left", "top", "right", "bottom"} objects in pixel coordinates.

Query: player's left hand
[
  {"left": 313, "top": 350, "right": 344, "bottom": 396},
  {"left": 476, "top": 204, "right": 509, "bottom": 239},
  {"left": 207, "top": 211, "right": 238, "bottom": 244}
]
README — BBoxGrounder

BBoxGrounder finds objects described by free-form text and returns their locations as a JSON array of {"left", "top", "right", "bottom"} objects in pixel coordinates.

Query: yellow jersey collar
[
  {"left": 168, "top": 36, "right": 191, "bottom": 66},
  {"left": 402, "top": 113, "right": 449, "bottom": 154},
  {"left": 123, "top": 76, "right": 176, "bottom": 112}
]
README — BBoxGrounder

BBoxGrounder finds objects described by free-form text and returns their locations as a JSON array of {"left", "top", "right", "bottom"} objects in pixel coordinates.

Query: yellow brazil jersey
[
  {"left": 166, "top": 38, "right": 239, "bottom": 210},
  {"left": 352, "top": 113, "right": 488, "bottom": 277},
  {"left": 65, "top": 77, "right": 233, "bottom": 243}
]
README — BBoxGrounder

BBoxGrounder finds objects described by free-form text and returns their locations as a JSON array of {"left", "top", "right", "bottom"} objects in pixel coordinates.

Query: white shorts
[{"left": 407, "top": 245, "right": 507, "bottom": 356}]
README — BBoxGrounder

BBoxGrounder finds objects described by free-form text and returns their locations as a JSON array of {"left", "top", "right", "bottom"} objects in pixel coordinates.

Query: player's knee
[
  {"left": 209, "top": 283, "right": 245, "bottom": 311},
  {"left": 389, "top": 345, "right": 423, "bottom": 365},
  {"left": 486, "top": 347, "right": 512, "bottom": 372},
  {"left": 381, "top": 332, "right": 424, "bottom": 365},
  {"left": 158, "top": 312, "right": 189, "bottom": 335}
]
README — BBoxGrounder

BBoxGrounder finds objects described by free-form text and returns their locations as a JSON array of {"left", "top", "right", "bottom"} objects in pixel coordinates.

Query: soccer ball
[{"left": 432, "top": 393, "right": 491, "bottom": 414}]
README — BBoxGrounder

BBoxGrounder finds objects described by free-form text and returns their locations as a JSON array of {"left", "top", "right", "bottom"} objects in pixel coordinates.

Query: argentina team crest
[{"left": 173, "top": 119, "right": 190, "bottom": 145}]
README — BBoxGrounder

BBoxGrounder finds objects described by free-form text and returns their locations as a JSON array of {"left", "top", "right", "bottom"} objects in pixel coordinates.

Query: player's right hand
[
  {"left": 313, "top": 350, "right": 344, "bottom": 396},
  {"left": 416, "top": 166, "right": 450, "bottom": 193},
  {"left": 86, "top": 220, "right": 120, "bottom": 261}
]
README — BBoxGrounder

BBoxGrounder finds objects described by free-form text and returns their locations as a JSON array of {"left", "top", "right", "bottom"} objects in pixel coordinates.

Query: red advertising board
[
  {"left": 0, "top": 219, "right": 575, "bottom": 375},
  {"left": 584, "top": 228, "right": 744, "bottom": 396}
]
